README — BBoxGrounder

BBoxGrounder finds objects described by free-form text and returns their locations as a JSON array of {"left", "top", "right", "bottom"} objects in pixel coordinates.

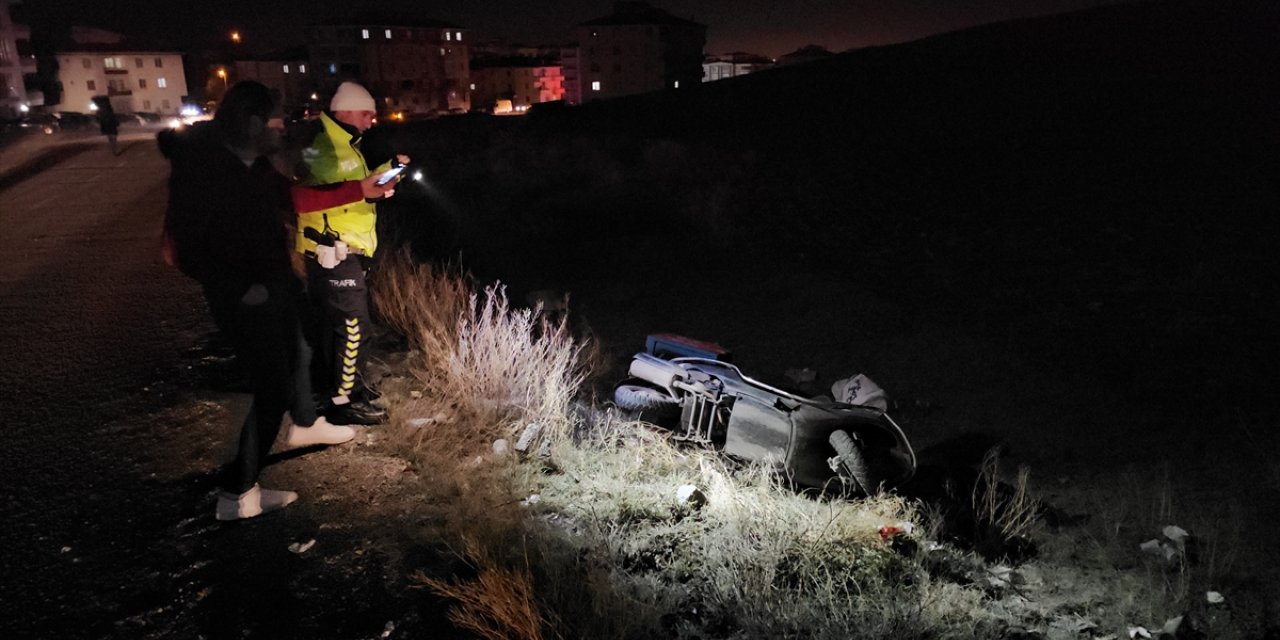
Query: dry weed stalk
[
  {"left": 372, "top": 250, "right": 587, "bottom": 444},
  {"left": 416, "top": 536, "right": 547, "bottom": 640},
  {"left": 370, "top": 251, "right": 468, "bottom": 375},
  {"left": 972, "top": 448, "right": 1040, "bottom": 541},
  {"left": 450, "top": 284, "right": 585, "bottom": 436}
]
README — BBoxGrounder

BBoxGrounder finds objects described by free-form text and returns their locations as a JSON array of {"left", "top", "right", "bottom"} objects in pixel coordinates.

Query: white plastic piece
[
  {"left": 1207, "top": 591, "right": 1224, "bottom": 604},
  {"left": 492, "top": 439, "right": 510, "bottom": 455},
  {"left": 515, "top": 423, "right": 542, "bottom": 452},
  {"left": 676, "top": 484, "right": 707, "bottom": 507},
  {"left": 288, "top": 539, "right": 317, "bottom": 554}
]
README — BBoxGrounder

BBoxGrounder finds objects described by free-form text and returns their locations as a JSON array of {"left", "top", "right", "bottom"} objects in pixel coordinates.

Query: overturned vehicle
[{"left": 613, "top": 336, "right": 917, "bottom": 495}]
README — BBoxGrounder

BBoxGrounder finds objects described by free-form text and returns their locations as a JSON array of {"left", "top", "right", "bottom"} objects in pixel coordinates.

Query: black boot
[{"left": 326, "top": 401, "right": 386, "bottom": 426}]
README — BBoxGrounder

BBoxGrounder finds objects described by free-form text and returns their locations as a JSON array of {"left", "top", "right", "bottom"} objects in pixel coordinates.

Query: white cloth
[{"left": 831, "top": 374, "right": 888, "bottom": 410}]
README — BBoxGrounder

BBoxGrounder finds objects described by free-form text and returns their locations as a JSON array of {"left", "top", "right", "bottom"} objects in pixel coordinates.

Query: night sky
[{"left": 19, "top": 0, "right": 1134, "bottom": 57}]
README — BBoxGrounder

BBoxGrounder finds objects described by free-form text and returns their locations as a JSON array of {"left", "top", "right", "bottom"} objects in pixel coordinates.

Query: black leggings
[{"left": 208, "top": 288, "right": 316, "bottom": 494}]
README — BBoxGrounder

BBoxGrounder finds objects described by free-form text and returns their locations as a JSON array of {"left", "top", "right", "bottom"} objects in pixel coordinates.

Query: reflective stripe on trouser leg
[
  {"left": 306, "top": 254, "right": 370, "bottom": 399},
  {"left": 340, "top": 317, "right": 361, "bottom": 397}
]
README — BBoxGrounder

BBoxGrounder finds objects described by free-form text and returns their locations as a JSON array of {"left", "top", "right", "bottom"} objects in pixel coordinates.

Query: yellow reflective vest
[{"left": 295, "top": 113, "right": 390, "bottom": 256}]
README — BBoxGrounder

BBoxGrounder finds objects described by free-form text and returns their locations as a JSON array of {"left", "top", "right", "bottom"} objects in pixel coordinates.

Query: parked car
[
  {"left": 16, "top": 112, "right": 61, "bottom": 134},
  {"left": 54, "top": 111, "right": 96, "bottom": 131}
]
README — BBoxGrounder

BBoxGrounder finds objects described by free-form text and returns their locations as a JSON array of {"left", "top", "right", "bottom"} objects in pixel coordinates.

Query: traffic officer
[{"left": 293, "top": 81, "right": 407, "bottom": 425}]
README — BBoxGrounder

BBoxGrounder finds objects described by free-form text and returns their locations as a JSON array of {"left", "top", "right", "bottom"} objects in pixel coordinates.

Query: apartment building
[
  {"left": 233, "top": 47, "right": 314, "bottom": 113},
  {"left": 564, "top": 1, "right": 705, "bottom": 104},
  {"left": 0, "top": 0, "right": 36, "bottom": 118},
  {"left": 471, "top": 56, "right": 564, "bottom": 113},
  {"left": 305, "top": 14, "right": 470, "bottom": 115},
  {"left": 57, "top": 45, "right": 188, "bottom": 115}
]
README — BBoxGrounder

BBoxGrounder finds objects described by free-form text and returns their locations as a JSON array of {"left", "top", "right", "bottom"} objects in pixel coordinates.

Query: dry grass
[
  {"left": 368, "top": 255, "right": 1252, "bottom": 639},
  {"left": 415, "top": 536, "right": 547, "bottom": 640},
  {"left": 971, "top": 448, "right": 1041, "bottom": 545}
]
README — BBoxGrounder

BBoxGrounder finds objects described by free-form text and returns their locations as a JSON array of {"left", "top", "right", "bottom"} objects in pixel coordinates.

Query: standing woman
[{"left": 159, "top": 81, "right": 355, "bottom": 521}]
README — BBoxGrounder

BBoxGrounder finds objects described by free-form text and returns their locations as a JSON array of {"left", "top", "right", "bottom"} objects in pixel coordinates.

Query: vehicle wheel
[
  {"left": 829, "top": 429, "right": 881, "bottom": 495},
  {"left": 614, "top": 383, "right": 679, "bottom": 413}
]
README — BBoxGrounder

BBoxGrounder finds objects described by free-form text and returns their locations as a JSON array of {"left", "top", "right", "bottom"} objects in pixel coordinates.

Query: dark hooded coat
[{"left": 157, "top": 122, "right": 297, "bottom": 303}]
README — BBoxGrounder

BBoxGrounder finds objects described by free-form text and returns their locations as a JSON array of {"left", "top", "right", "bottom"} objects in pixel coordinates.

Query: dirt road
[{"left": 0, "top": 138, "right": 449, "bottom": 639}]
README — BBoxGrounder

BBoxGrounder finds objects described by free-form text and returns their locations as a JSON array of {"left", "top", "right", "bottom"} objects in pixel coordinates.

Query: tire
[
  {"left": 829, "top": 429, "right": 881, "bottom": 495},
  {"left": 613, "top": 383, "right": 680, "bottom": 414}
]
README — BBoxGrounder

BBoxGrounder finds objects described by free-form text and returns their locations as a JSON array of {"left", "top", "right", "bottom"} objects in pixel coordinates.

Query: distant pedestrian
[
  {"left": 93, "top": 96, "right": 120, "bottom": 156},
  {"left": 159, "top": 81, "right": 358, "bottom": 521}
]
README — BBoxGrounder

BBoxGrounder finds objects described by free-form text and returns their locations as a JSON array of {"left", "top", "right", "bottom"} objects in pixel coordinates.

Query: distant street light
[
  {"left": 230, "top": 31, "right": 242, "bottom": 44},
  {"left": 216, "top": 68, "right": 228, "bottom": 91}
]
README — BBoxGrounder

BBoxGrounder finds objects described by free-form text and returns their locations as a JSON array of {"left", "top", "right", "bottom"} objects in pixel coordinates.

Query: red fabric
[{"left": 290, "top": 181, "right": 364, "bottom": 215}]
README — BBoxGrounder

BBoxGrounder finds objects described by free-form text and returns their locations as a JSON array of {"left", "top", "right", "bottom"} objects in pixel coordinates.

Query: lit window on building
[
  {"left": 445, "top": 32, "right": 451, "bottom": 41},
  {"left": 385, "top": 29, "right": 392, "bottom": 39},
  {"left": 455, "top": 32, "right": 462, "bottom": 41},
  {"left": 103, "top": 57, "right": 124, "bottom": 69},
  {"left": 591, "top": 81, "right": 601, "bottom": 91},
  {"left": 329, "top": 63, "right": 337, "bottom": 74},
  {"left": 157, "top": 77, "right": 167, "bottom": 88},
  {"left": 362, "top": 29, "right": 370, "bottom": 39},
  {"left": 283, "top": 64, "right": 290, "bottom": 73},
  {"left": 674, "top": 80, "right": 680, "bottom": 88},
  {"left": 300, "top": 64, "right": 307, "bottom": 73},
  {"left": 469, "top": 83, "right": 476, "bottom": 90}
]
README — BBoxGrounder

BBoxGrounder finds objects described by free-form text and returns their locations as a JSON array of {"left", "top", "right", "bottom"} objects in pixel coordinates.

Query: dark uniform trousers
[{"left": 305, "top": 253, "right": 370, "bottom": 402}]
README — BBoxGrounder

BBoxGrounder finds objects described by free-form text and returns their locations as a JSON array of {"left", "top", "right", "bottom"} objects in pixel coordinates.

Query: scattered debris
[
  {"left": 985, "top": 565, "right": 1014, "bottom": 589},
  {"left": 381, "top": 621, "right": 396, "bottom": 638},
  {"left": 1125, "top": 615, "right": 1184, "bottom": 640},
  {"left": 1139, "top": 538, "right": 1176, "bottom": 562},
  {"left": 520, "top": 494, "right": 541, "bottom": 506},
  {"left": 1140, "top": 524, "right": 1191, "bottom": 563},
  {"left": 60, "top": 546, "right": 71, "bottom": 554},
  {"left": 1163, "top": 525, "right": 1189, "bottom": 552},
  {"left": 405, "top": 418, "right": 434, "bottom": 428},
  {"left": 409, "top": 390, "right": 423, "bottom": 399},
  {"left": 288, "top": 539, "right": 317, "bottom": 554},
  {"left": 878, "top": 521, "right": 915, "bottom": 542},
  {"left": 537, "top": 439, "right": 552, "bottom": 459},
  {"left": 493, "top": 439, "right": 510, "bottom": 456},
  {"left": 676, "top": 484, "right": 707, "bottom": 508},
  {"left": 1207, "top": 591, "right": 1224, "bottom": 604},
  {"left": 515, "top": 423, "right": 542, "bottom": 453},
  {"left": 1049, "top": 615, "right": 1097, "bottom": 635}
]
